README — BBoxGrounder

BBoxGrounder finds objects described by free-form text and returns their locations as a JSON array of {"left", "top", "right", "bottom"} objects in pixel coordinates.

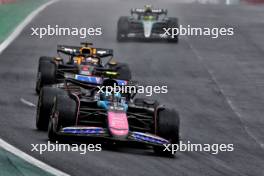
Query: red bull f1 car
[{"left": 35, "top": 42, "right": 131, "bottom": 93}]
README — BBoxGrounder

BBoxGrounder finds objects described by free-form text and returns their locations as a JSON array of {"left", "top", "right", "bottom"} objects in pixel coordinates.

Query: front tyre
[
  {"left": 111, "top": 63, "right": 132, "bottom": 80},
  {"left": 36, "top": 87, "right": 65, "bottom": 131},
  {"left": 153, "top": 108, "right": 180, "bottom": 156},
  {"left": 48, "top": 95, "right": 77, "bottom": 141}
]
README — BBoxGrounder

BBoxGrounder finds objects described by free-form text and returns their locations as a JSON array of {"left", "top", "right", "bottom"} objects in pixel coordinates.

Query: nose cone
[
  {"left": 143, "top": 21, "right": 154, "bottom": 38},
  {"left": 108, "top": 111, "right": 129, "bottom": 138}
]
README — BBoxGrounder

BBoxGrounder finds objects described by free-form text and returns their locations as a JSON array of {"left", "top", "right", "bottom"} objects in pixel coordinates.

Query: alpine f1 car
[
  {"left": 117, "top": 5, "right": 179, "bottom": 42},
  {"left": 46, "top": 78, "right": 180, "bottom": 156},
  {"left": 35, "top": 42, "right": 131, "bottom": 94}
]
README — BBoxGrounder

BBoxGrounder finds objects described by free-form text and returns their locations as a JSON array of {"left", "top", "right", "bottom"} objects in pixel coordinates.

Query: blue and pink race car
[{"left": 36, "top": 76, "right": 180, "bottom": 156}]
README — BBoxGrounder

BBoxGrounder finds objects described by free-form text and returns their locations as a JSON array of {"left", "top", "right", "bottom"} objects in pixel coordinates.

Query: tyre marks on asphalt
[{"left": 184, "top": 37, "right": 264, "bottom": 150}]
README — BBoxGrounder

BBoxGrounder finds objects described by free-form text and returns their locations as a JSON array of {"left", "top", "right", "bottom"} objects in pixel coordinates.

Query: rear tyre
[
  {"left": 112, "top": 63, "right": 132, "bottom": 80},
  {"left": 134, "top": 98, "right": 159, "bottom": 108},
  {"left": 36, "top": 87, "right": 65, "bottom": 131},
  {"left": 167, "top": 17, "right": 179, "bottom": 43},
  {"left": 36, "top": 57, "right": 53, "bottom": 94},
  {"left": 38, "top": 56, "right": 53, "bottom": 64},
  {"left": 35, "top": 58, "right": 56, "bottom": 94},
  {"left": 153, "top": 108, "right": 180, "bottom": 156},
  {"left": 48, "top": 95, "right": 77, "bottom": 141},
  {"left": 117, "top": 16, "right": 130, "bottom": 42}
]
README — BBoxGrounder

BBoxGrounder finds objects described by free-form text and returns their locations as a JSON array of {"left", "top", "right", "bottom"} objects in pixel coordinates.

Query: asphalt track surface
[{"left": 0, "top": 0, "right": 264, "bottom": 176}]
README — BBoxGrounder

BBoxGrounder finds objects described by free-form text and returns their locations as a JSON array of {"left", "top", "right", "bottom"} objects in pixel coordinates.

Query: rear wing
[
  {"left": 57, "top": 45, "right": 113, "bottom": 57},
  {"left": 131, "top": 8, "right": 167, "bottom": 15}
]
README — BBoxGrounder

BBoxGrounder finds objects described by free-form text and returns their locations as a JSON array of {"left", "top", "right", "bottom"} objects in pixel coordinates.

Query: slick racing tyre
[
  {"left": 36, "top": 87, "right": 65, "bottom": 131},
  {"left": 38, "top": 56, "right": 53, "bottom": 64},
  {"left": 35, "top": 57, "right": 56, "bottom": 94},
  {"left": 117, "top": 16, "right": 130, "bottom": 42},
  {"left": 134, "top": 98, "right": 159, "bottom": 108},
  {"left": 153, "top": 108, "right": 180, "bottom": 157},
  {"left": 112, "top": 63, "right": 132, "bottom": 80},
  {"left": 167, "top": 17, "right": 179, "bottom": 43},
  {"left": 48, "top": 95, "right": 77, "bottom": 141}
]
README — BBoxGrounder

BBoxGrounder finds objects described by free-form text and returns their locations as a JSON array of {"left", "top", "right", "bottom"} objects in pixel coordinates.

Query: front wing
[{"left": 58, "top": 126, "right": 170, "bottom": 147}]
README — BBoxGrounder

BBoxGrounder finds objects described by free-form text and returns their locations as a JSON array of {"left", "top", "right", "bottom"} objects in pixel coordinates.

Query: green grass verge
[
  {"left": 0, "top": 148, "right": 54, "bottom": 176},
  {"left": 0, "top": 0, "right": 48, "bottom": 42}
]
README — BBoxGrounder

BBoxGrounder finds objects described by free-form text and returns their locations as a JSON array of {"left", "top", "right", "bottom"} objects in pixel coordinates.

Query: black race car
[
  {"left": 35, "top": 42, "right": 131, "bottom": 93},
  {"left": 43, "top": 78, "right": 180, "bottom": 156},
  {"left": 117, "top": 5, "right": 179, "bottom": 42}
]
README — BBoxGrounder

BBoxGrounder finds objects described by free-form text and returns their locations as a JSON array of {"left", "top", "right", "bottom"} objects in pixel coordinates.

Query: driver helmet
[
  {"left": 144, "top": 4, "right": 152, "bottom": 13},
  {"left": 113, "top": 92, "right": 121, "bottom": 103},
  {"left": 100, "top": 92, "right": 121, "bottom": 102},
  {"left": 100, "top": 91, "right": 111, "bottom": 101}
]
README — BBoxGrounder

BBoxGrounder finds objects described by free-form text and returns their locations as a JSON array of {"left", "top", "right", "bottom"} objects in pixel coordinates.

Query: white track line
[
  {"left": 0, "top": 139, "right": 70, "bottom": 176},
  {"left": 0, "top": 0, "right": 70, "bottom": 176},
  {"left": 0, "top": 0, "right": 59, "bottom": 54},
  {"left": 185, "top": 36, "right": 264, "bottom": 150},
  {"left": 20, "top": 98, "right": 36, "bottom": 107}
]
